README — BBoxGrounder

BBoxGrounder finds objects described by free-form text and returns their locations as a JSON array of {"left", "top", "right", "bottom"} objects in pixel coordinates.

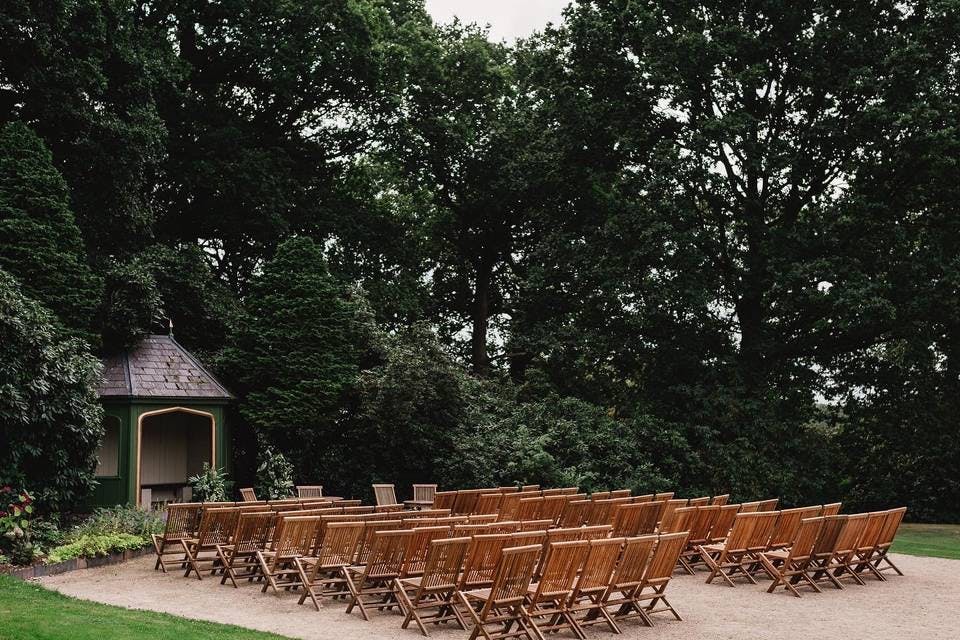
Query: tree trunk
[{"left": 471, "top": 257, "right": 493, "bottom": 376}]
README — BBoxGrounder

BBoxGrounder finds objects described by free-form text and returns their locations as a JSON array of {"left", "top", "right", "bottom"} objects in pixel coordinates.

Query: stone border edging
[{"left": 1, "top": 546, "right": 152, "bottom": 580}]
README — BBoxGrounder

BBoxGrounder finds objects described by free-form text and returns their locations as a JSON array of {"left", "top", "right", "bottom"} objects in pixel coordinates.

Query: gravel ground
[{"left": 37, "top": 553, "right": 957, "bottom": 640}]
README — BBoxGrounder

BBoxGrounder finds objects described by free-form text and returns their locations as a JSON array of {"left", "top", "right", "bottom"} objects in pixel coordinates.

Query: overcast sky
[{"left": 424, "top": 0, "right": 570, "bottom": 42}]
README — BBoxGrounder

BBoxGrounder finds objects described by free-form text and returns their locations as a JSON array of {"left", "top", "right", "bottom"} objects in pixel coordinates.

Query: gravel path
[{"left": 37, "top": 553, "right": 957, "bottom": 640}]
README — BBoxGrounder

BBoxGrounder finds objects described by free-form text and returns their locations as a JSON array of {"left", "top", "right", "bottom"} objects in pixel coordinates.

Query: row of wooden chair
[{"left": 698, "top": 507, "right": 906, "bottom": 596}]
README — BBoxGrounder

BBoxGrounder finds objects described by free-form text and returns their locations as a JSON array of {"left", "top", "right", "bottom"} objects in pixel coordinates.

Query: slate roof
[{"left": 97, "top": 334, "right": 233, "bottom": 400}]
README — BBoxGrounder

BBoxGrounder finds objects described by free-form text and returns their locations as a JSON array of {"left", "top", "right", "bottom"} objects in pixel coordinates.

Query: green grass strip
[{"left": 0, "top": 575, "right": 293, "bottom": 640}]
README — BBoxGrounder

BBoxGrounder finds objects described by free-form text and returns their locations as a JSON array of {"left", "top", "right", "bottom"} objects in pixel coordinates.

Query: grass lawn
[
  {"left": 0, "top": 576, "right": 293, "bottom": 640},
  {"left": 892, "top": 523, "right": 960, "bottom": 560}
]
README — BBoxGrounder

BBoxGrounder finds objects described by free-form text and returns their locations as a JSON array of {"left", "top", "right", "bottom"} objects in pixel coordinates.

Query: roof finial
[{"left": 168, "top": 318, "right": 174, "bottom": 337}]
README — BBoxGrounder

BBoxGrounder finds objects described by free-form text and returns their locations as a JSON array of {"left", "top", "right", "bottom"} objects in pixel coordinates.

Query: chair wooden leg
[{"left": 180, "top": 540, "right": 203, "bottom": 580}]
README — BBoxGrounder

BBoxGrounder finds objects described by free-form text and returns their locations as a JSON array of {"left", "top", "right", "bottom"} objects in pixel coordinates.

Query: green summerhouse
[{"left": 91, "top": 333, "right": 233, "bottom": 509}]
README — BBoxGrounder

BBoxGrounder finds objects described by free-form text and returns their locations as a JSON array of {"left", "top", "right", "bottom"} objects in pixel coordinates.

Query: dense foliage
[
  {"left": 1, "top": 1, "right": 958, "bottom": 519},
  {"left": 0, "top": 271, "right": 104, "bottom": 512}
]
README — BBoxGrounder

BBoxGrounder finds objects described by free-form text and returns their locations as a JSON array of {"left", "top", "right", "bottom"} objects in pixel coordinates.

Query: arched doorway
[{"left": 137, "top": 407, "right": 215, "bottom": 508}]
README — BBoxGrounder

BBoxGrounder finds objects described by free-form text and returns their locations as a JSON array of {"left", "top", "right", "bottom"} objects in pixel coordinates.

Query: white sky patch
[{"left": 424, "top": 0, "right": 569, "bottom": 42}]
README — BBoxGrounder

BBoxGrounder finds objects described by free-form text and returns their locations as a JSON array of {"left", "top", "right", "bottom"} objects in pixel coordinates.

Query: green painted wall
[{"left": 89, "top": 399, "right": 231, "bottom": 509}]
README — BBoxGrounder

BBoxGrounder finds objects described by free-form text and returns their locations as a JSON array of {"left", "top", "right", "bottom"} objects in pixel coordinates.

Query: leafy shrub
[
  {"left": 46, "top": 533, "right": 145, "bottom": 564},
  {"left": 65, "top": 506, "right": 163, "bottom": 544},
  {"left": 0, "top": 271, "right": 105, "bottom": 512},
  {"left": 0, "top": 488, "right": 37, "bottom": 565},
  {"left": 255, "top": 447, "right": 294, "bottom": 499},
  {"left": 188, "top": 463, "right": 231, "bottom": 502}
]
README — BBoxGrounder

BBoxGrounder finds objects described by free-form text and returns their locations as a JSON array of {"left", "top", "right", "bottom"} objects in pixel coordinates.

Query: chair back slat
[
  {"left": 532, "top": 540, "right": 589, "bottom": 598},
  {"left": 711, "top": 494, "right": 729, "bottom": 506},
  {"left": 419, "top": 537, "right": 470, "bottom": 590},
  {"left": 412, "top": 484, "right": 437, "bottom": 503},
  {"left": 433, "top": 490, "right": 457, "bottom": 510},
  {"left": 296, "top": 485, "right": 323, "bottom": 498},
  {"left": 231, "top": 511, "right": 273, "bottom": 552},
  {"left": 197, "top": 507, "right": 239, "bottom": 546},
  {"left": 317, "top": 521, "right": 363, "bottom": 566},
  {"left": 784, "top": 516, "right": 824, "bottom": 563},
  {"left": 575, "top": 537, "right": 624, "bottom": 593},
  {"left": 402, "top": 525, "right": 450, "bottom": 576},
  {"left": 878, "top": 507, "right": 907, "bottom": 548},
  {"left": 460, "top": 533, "right": 512, "bottom": 588},
  {"left": 364, "top": 529, "right": 412, "bottom": 579},
  {"left": 372, "top": 484, "right": 398, "bottom": 507},
  {"left": 162, "top": 503, "right": 201, "bottom": 540},
  {"left": 610, "top": 535, "right": 657, "bottom": 588},
  {"left": 482, "top": 544, "right": 540, "bottom": 614},
  {"left": 757, "top": 498, "right": 779, "bottom": 512},
  {"left": 239, "top": 488, "right": 257, "bottom": 502},
  {"left": 660, "top": 506, "right": 696, "bottom": 534},
  {"left": 645, "top": 531, "right": 688, "bottom": 582}
]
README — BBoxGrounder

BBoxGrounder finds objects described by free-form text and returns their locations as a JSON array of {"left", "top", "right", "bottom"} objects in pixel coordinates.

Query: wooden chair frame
[
  {"left": 217, "top": 511, "right": 273, "bottom": 587},
  {"left": 699, "top": 512, "right": 777, "bottom": 587},
  {"left": 457, "top": 544, "right": 542, "bottom": 640},
  {"left": 758, "top": 516, "right": 824, "bottom": 597},
  {"left": 255, "top": 515, "right": 320, "bottom": 594},
  {"left": 295, "top": 521, "right": 363, "bottom": 610},
  {"left": 152, "top": 502, "right": 201, "bottom": 573},
  {"left": 180, "top": 507, "right": 239, "bottom": 580},
  {"left": 344, "top": 528, "right": 412, "bottom": 620},
  {"left": 395, "top": 537, "right": 471, "bottom": 636}
]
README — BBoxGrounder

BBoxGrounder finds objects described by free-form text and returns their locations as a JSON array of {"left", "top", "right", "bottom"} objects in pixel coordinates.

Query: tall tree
[
  {"left": 0, "top": 0, "right": 173, "bottom": 258},
  {"left": 0, "top": 122, "right": 101, "bottom": 343},
  {"left": 391, "top": 22, "right": 552, "bottom": 374},
  {"left": 148, "top": 0, "right": 430, "bottom": 292},
  {"left": 218, "top": 237, "right": 382, "bottom": 477}
]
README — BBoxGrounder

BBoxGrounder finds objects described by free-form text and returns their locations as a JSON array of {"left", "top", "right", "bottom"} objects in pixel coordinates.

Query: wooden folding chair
[
  {"left": 181, "top": 507, "right": 239, "bottom": 579},
  {"left": 524, "top": 540, "right": 590, "bottom": 637},
  {"left": 850, "top": 508, "right": 902, "bottom": 581},
  {"left": 297, "top": 485, "right": 324, "bottom": 498},
  {"left": 344, "top": 528, "right": 412, "bottom": 619},
  {"left": 395, "top": 537, "right": 471, "bottom": 636},
  {"left": 677, "top": 505, "right": 719, "bottom": 574},
  {"left": 458, "top": 544, "right": 542, "bottom": 640},
  {"left": 699, "top": 511, "right": 777, "bottom": 586},
  {"left": 579, "top": 535, "right": 655, "bottom": 630},
  {"left": 453, "top": 489, "right": 487, "bottom": 515},
  {"left": 474, "top": 493, "right": 503, "bottom": 515},
  {"left": 498, "top": 493, "right": 522, "bottom": 522},
  {"left": 402, "top": 526, "right": 453, "bottom": 578},
  {"left": 217, "top": 511, "right": 273, "bottom": 587},
  {"left": 870, "top": 507, "right": 907, "bottom": 578},
  {"left": 457, "top": 533, "right": 514, "bottom": 594},
  {"left": 295, "top": 521, "right": 363, "bottom": 609},
  {"left": 371, "top": 483, "right": 400, "bottom": 509},
  {"left": 255, "top": 515, "right": 320, "bottom": 594},
  {"left": 841, "top": 512, "right": 888, "bottom": 583},
  {"left": 800, "top": 515, "right": 847, "bottom": 590},
  {"left": 355, "top": 519, "right": 402, "bottom": 565},
  {"left": 756, "top": 514, "right": 822, "bottom": 597},
  {"left": 611, "top": 503, "right": 644, "bottom": 537},
  {"left": 620, "top": 532, "right": 688, "bottom": 626},
  {"left": 152, "top": 502, "right": 201, "bottom": 573},
  {"left": 766, "top": 507, "right": 808, "bottom": 551},
  {"left": 516, "top": 497, "right": 544, "bottom": 522},
  {"left": 657, "top": 498, "right": 686, "bottom": 527},
  {"left": 539, "top": 495, "right": 569, "bottom": 526},
  {"left": 404, "top": 484, "right": 438, "bottom": 510},
  {"left": 659, "top": 506, "right": 696, "bottom": 534},
  {"left": 711, "top": 494, "right": 729, "bottom": 506},
  {"left": 705, "top": 503, "right": 740, "bottom": 543},
  {"left": 567, "top": 537, "right": 626, "bottom": 635},
  {"left": 430, "top": 490, "right": 456, "bottom": 510},
  {"left": 240, "top": 488, "right": 257, "bottom": 502},
  {"left": 558, "top": 500, "right": 590, "bottom": 528},
  {"left": 818, "top": 513, "right": 869, "bottom": 588},
  {"left": 821, "top": 502, "right": 842, "bottom": 516}
]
